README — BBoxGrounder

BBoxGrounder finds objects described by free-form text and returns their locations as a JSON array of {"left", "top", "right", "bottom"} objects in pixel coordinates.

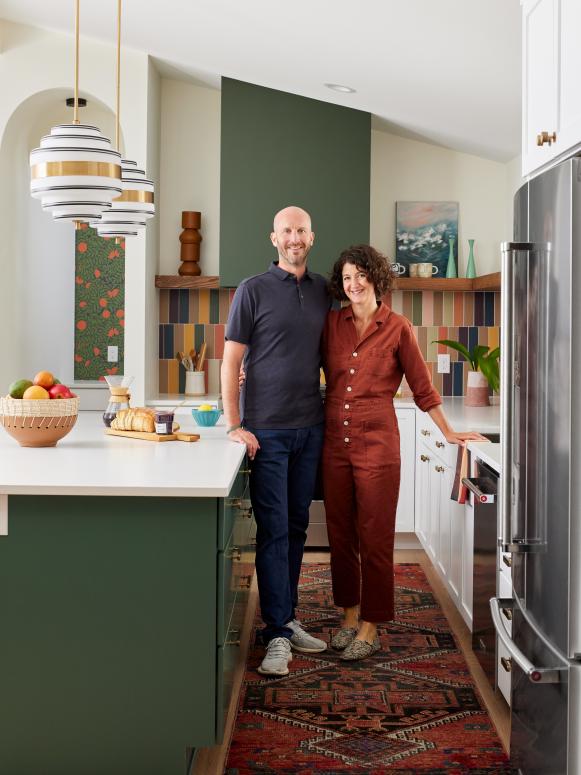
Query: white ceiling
[{"left": 0, "top": 0, "right": 522, "bottom": 162}]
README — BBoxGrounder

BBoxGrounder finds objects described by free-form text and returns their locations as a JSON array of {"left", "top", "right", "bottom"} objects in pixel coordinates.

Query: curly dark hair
[{"left": 328, "top": 244, "right": 395, "bottom": 301}]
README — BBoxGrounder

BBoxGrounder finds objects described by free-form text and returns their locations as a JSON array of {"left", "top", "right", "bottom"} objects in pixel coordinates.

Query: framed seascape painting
[{"left": 395, "top": 201, "right": 458, "bottom": 277}]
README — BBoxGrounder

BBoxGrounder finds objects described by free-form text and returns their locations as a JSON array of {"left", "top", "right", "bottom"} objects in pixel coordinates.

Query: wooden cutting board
[{"left": 105, "top": 429, "right": 200, "bottom": 442}]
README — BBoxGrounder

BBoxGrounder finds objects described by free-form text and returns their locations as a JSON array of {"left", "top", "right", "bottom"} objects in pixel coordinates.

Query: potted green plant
[{"left": 433, "top": 339, "right": 500, "bottom": 406}]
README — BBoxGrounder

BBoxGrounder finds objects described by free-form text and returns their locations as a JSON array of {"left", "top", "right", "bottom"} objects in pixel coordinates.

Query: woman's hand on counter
[
  {"left": 228, "top": 427, "right": 260, "bottom": 460},
  {"left": 443, "top": 430, "right": 489, "bottom": 447}
]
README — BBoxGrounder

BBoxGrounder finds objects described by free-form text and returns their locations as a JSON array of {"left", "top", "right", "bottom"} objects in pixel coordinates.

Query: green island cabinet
[{"left": 0, "top": 465, "right": 254, "bottom": 775}]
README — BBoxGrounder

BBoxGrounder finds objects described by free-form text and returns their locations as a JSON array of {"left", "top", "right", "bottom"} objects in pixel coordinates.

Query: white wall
[
  {"left": 505, "top": 153, "right": 524, "bottom": 235},
  {"left": 159, "top": 79, "right": 221, "bottom": 276},
  {"left": 370, "top": 129, "right": 511, "bottom": 276}
]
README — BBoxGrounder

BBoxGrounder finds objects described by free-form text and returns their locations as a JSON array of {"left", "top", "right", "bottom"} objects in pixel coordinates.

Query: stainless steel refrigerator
[{"left": 491, "top": 158, "right": 581, "bottom": 774}]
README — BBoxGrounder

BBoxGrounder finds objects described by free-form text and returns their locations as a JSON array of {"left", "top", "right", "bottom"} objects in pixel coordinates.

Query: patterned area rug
[{"left": 225, "top": 563, "right": 515, "bottom": 774}]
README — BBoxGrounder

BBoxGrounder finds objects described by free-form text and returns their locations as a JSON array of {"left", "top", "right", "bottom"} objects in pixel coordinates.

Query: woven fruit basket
[{"left": 0, "top": 395, "right": 80, "bottom": 447}]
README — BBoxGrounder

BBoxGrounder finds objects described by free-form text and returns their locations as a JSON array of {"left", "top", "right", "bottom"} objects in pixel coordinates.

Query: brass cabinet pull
[
  {"left": 501, "top": 656, "right": 512, "bottom": 673},
  {"left": 225, "top": 628, "right": 241, "bottom": 647},
  {"left": 225, "top": 497, "right": 241, "bottom": 508},
  {"left": 502, "top": 607, "right": 513, "bottom": 621},
  {"left": 421, "top": 429, "right": 431, "bottom": 436},
  {"left": 436, "top": 441, "right": 445, "bottom": 448},
  {"left": 226, "top": 546, "right": 241, "bottom": 561},
  {"left": 238, "top": 574, "right": 252, "bottom": 589},
  {"left": 240, "top": 506, "right": 253, "bottom": 518},
  {"left": 420, "top": 454, "right": 430, "bottom": 462},
  {"left": 502, "top": 554, "right": 512, "bottom": 568},
  {"left": 435, "top": 465, "right": 445, "bottom": 473},
  {"left": 536, "top": 131, "right": 557, "bottom": 147}
]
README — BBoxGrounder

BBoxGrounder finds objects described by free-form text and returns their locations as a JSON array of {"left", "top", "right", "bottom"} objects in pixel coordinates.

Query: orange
[
  {"left": 33, "top": 371, "right": 55, "bottom": 389},
  {"left": 23, "top": 385, "right": 50, "bottom": 400}
]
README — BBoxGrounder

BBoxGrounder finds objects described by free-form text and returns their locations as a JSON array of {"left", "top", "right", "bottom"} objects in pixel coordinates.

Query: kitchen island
[{"left": 0, "top": 413, "right": 252, "bottom": 775}]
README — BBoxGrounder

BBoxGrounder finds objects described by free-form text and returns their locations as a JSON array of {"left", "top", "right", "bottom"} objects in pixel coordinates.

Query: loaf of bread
[{"left": 111, "top": 407, "right": 156, "bottom": 433}]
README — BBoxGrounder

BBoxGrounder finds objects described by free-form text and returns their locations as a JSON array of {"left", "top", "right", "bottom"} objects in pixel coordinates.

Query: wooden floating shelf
[
  {"left": 393, "top": 272, "right": 500, "bottom": 292},
  {"left": 155, "top": 275, "right": 220, "bottom": 289}
]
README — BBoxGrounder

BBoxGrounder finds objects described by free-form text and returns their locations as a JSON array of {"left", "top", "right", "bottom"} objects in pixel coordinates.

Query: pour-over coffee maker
[{"left": 103, "top": 375, "right": 134, "bottom": 426}]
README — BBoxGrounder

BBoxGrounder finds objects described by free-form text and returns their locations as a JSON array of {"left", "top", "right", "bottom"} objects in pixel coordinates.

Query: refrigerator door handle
[{"left": 490, "top": 597, "right": 562, "bottom": 684}]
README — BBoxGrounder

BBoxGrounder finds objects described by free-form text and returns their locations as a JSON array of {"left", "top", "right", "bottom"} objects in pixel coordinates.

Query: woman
[{"left": 321, "top": 245, "right": 485, "bottom": 660}]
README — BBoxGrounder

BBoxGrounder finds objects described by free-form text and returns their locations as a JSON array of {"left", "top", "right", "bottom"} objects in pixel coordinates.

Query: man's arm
[{"left": 221, "top": 340, "right": 260, "bottom": 459}]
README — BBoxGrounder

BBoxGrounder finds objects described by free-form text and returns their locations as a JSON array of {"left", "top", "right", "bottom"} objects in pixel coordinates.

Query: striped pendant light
[
  {"left": 96, "top": 0, "right": 155, "bottom": 239},
  {"left": 29, "top": 1, "right": 122, "bottom": 226}
]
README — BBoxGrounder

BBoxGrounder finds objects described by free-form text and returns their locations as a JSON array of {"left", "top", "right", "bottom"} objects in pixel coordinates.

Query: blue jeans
[{"left": 247, "top": 423, "right": 324, "bottom": 643}]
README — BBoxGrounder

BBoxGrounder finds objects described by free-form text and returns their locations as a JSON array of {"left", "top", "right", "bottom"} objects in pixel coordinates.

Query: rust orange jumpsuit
[{"left": 321, "top": 302, "right": 441, "bottom": 622}]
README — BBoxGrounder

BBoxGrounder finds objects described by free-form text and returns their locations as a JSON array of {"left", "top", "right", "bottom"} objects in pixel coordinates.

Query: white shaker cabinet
[
  {"left": 395, "top": 407, "right": 416, "bottom": 532},
  {"left": 522, "top": 0, "right": 581, "bottom": 176}
]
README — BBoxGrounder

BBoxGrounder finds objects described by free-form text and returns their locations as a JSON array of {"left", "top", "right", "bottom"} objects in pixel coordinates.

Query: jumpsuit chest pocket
[{"left": 367, "top": 345, "right": 398, "bottom": 376}]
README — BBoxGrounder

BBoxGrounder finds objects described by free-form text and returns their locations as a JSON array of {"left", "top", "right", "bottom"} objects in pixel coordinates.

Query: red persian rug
[{"left": 225, "top": 563, "right": 516, "bottom": 774}]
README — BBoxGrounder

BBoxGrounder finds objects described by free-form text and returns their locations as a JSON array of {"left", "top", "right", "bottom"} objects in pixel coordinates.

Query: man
[{"left": 221, "top": 206, "right": 331, "bottom": 676}]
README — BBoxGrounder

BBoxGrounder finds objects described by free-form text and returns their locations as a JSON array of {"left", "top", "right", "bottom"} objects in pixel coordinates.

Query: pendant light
[
  {"left": 29, "top": 0, "right": 122, "bottom": 226},
  {"left": 96, "top": 0, "right": 155, "bottom": 239}
]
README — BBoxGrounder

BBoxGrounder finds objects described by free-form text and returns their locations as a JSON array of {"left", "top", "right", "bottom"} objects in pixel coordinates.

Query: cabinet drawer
[
  {"left": 217, "top": 515, "right": 255, "bottom": 645},
  {"left": 497, "top": 639, "right": 512, "bottom": 705},
  {"left": 219, "top": 466, "right": 250, "bottom": 550},
  {"left": 417, "top": 420, "right": 455, "bottom": 466},
  {"left": 498, "top": 571, "right": 513, "bottom": 638},
  {"left": 216, "top": 619, "right": 241, "bottom": 742}
]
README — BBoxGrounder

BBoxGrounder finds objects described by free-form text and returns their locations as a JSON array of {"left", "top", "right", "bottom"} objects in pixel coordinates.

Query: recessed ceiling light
[{"left": 325, "top": 83, "right": 356, "bottom": 94}]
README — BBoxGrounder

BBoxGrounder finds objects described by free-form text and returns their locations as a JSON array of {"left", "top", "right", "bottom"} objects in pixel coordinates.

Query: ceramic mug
[
  {"left": 417, "top": 263, "right": 439, "bottom": 278},
  {"left": 390, "top": 262, "right": 406, "bottom": 276},
  {"left": 408, "top": 263, "right": 420, "bottom": 277}
]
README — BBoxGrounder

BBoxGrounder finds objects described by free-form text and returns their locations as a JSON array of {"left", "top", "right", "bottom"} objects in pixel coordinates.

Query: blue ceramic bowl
[{"left": 191, "top": 408, "right": 222, "bottom": 427}]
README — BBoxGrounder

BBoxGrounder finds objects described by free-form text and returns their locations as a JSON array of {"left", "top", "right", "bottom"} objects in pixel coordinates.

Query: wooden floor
[{"left": 192, "top": 548, "right": 511, "bottom": 775}]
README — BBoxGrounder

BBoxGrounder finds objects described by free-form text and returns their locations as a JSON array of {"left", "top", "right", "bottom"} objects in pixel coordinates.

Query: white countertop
[
  {"left": 0, "top": 412, "right": 245, "bottom": 497},
  {"left": 467, "top": 440, "right": 501, "bottom": 473},
  {"left": 395, "top": 396, "right": 501, "bottom": 433}
]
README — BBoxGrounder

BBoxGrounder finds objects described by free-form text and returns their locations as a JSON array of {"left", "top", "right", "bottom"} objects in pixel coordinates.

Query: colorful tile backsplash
[{"left": 158, "top": 288, "right": 500, "bottom": 396}]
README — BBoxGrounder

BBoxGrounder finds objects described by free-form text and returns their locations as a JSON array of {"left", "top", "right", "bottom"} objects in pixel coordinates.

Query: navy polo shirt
[{"left": 226, "top": 261, "right": 331, "bottom": 429}]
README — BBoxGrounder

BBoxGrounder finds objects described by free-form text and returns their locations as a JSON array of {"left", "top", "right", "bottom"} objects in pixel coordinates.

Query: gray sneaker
[
  {"left": 285, "top": 619, "right": 327, "bottom": 653},
  {"left": 257, "top": 637, "right": 292, "bottom": 676}
]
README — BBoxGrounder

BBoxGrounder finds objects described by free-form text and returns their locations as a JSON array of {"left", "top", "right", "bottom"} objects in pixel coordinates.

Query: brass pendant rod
[
  {"left": 115, "top": 0, "right": 122, "bottom": 151},
  {"left": 73, "top": 0, "right": 80, "bottom": 124}
]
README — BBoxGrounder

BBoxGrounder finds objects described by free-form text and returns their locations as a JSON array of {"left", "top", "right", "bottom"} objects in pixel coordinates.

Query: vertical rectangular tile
[
  {"left": 463, "top": 364, "right": 469, "bottom": 395},
  {"left": 184, "top": 323, "right": 195, "bottom": 357},
  {"left": 210, "top": 289, "right": 220, "bottom": 323},
  {"left": 219, "top": 289, "right": 231, "bottom": 323},
  {"left": 207, "top": 359, "right": 221, "bottom": 394},
  {"left": 432, "top": 371, "right": 443, "bottom": 395},
  {"left": 468, "top": 326, "right": 478, "bottom": 354},
  {"left": 418, "top": 327, "right": 427, "bottom": 358},
  {"left": 163, "top": 325, "right": 174, "bottom": 360},
  {"left": 189, "top": 289, "right": 199, "bottom": 323},
  {"left": 402, "top": 292, "right": 413, "bottom": 322},
  {"left": 458, "top": 326, "right": 469, "bottom": 360},
  {"left": 198, "top": 289, "right": 210, "bottom": 323},
  {"left": 179, "top": 289, "right": 190, "bottom": 323},
  {"left": 204, "top": 324, "right": 215, "bottom": 358},
  {"left": 412, "top": 291, "right": 423, "bottom": 325},
  {"left": 453, "top": 362, "right": 464, "bottom": 396},
  {"left": 464, "top": 291, "right": 474, "bottom": 326},
  {"left": 195, "top": 323, "right": 205, "bottom": 352},
  {"left": 169, "top": 289, "right": 179, "bottom": 323},
  {"left": 426, "top": 326, "right": 439, "bottom": 361},
  {"left": 422, "top": 291, "right": 434, "bottom": 325},
  {"left": 391, "top": 290, "right": 403, "bottom": 314},
  {"left": 442, "top": 371, "right": 452, "bottom": 396},
  {"left": 159, "top": 290, "right": 169, "bottom": 324},
  {"left": 168, "top": 359, "right": 179, "bottom": 394},
  {"left": 214, "top": 324, "right": 225, "bottom": 359},
  {"left": 158, "top": 360, "right": 168, "bottom": 394},
  {"left": 178, "top": 363, "right": 186, "bottom": 394},
  {"left": 494, "top": 292, "right": 501, "bottom": 325},
  {"left": 158, "top": 325, "right": 164, "bottom": 358},
  {"left": 484, "top": 292, "right": 495, "bottom": 326},
  {"left": 437, "top": 326, "right": 448, "bottom": 354},
  {"left": 488, "top": 326, "right": 500, "bottom": 352},
  {"left": 453, "top": 292, "right": 464, "bottom": 326},
  {"left": 433, "top": 292, "right": 443, "bottom": 325},
  {"left": 474, "top": 291, "right": 484, "bottom": 326},
  {"left": 174, "top": 324, "right": 185, "bottom": 359},
  {"left": 443, "top": 293, "right": 454, "bottom": 325}
]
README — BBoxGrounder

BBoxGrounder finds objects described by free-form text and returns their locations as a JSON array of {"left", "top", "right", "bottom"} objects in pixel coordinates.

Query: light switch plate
[
  {"left": 107, "top": 345, "right": 118, "bottom": 362},
  {"left": 437, "top": 353, "right": 450, "bottom": 373}
]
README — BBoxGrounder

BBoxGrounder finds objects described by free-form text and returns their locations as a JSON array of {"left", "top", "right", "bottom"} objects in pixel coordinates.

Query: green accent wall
[
  {"left": 219, "top": 78, "right": 370, "bottom": 286},
  {"left": 74, "top": 226, "right": 125, "bottom": 380}
]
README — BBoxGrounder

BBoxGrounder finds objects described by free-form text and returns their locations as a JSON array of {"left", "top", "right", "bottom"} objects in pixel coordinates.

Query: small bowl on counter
[{"left": 191, "top": 408, "right": 222, "bottom": 427}]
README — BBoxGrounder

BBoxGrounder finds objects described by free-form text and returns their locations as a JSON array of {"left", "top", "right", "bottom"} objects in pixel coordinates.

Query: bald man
[{"left": 222, "top": 206, "right": 331, "bottom": 675}]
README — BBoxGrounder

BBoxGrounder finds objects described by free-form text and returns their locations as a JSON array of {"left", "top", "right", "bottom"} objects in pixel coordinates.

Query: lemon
[{"left": 197, "top": 404, "right": 213, "bottom": 411}]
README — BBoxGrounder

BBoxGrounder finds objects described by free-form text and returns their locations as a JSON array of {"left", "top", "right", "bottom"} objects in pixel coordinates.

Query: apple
[{"left": 48, "top": 384, "right": 73, "bottom": 399}]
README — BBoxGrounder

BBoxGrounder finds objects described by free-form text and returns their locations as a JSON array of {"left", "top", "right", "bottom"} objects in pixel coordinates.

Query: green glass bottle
[
  {"left": 446, "top": 236, "right": 457, "bottom": 278},
  {"left": 466, "top": 239, "right": 477, "bottom": 278}
]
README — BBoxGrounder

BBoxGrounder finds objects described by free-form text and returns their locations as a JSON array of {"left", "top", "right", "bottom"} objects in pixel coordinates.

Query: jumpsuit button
[
  {"left": 346, "top": 386, "right": 352, "bottom": 392},
  {"left": 344, "top": 403, "right": 350, "bottom": 409},
  {"left": 344, "top": 437, "right": 350, "bottom": 443},
  {"left": 352, "top": 352, "right": 358, "bottom": 357},
  {"left": 349, "top": 368, "right": 355, "bottom": 374},
  {"left": 344, "top": 420, "right": 349, "bottom": 426}
]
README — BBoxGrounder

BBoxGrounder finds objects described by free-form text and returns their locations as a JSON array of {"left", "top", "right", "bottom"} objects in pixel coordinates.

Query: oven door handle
[
  {"left": 490, "top": 598, "right": 562, "bottom": 684},
  {"left": 462, "top": 477, "right": 495, "bottom": 503}
]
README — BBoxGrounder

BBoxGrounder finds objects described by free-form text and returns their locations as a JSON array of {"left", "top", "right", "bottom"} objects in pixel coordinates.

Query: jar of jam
[{"left": 154, "top": 410, "right": 174, "bottom": 435}]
